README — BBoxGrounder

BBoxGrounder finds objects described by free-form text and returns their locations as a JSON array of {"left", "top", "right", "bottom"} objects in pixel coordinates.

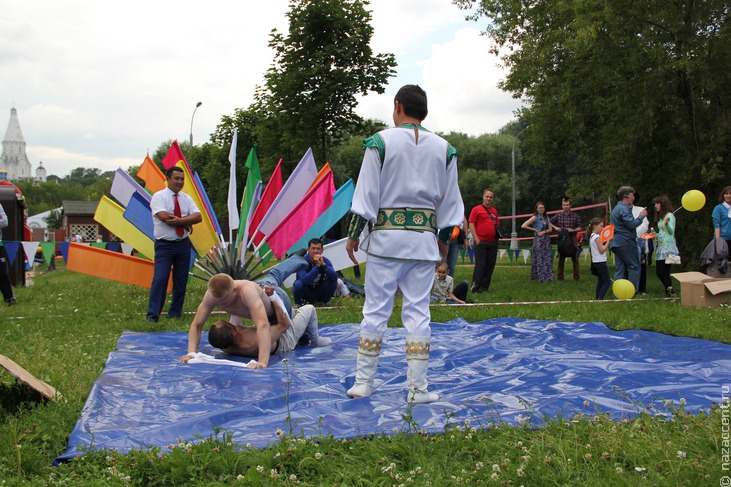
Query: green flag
[{"left": 237, "top": 146, "right": 262, "bottom": 246}]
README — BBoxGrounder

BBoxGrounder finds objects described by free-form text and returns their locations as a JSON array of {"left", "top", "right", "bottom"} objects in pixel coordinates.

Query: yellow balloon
[
  {"left": 681, "top": 189, "right": 706, "bottom": 212},
  {"left": 612, "top": 279, "right": 635, "bottom": 299}
]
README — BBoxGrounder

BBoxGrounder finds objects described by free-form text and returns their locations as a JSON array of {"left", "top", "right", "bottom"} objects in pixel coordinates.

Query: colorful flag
[
  {"left": 175, "top": 162, "right": 219, "bottom": 256},
  {"left": 162, "top": 140, "right": 186, "bottom": 170},
  {"left": 67, "top": 243, "right": 171, "bottom": 291},
  {"left": 227, "top": 129, "right": 239, "bottom": 237},
  {"left": 111, "top": 168, "right": 151, "bottom": 207},
  {"left": 254, "top": 148, "right": 318, "bottom": 243},
  {"left": 94, "top": 195, "right": 155, "bottom": 258},
  {"left": 236, "top": 146, "right": 262, "bottom": 246},
  {"left": 250, "top": 159, "right": 284, "bottom": 246},
  {"left": 136, "top": 155, "right": 166, "bottom": 193},
  {"left": 194, "top": 172, "right": 222, "bottom": 235},
  {"left": 123, "top": 192, "right": 154, "bottom": 240},
  {"left": 265, "top": 169, "right": 335, "bottom": 258},
  {"left": 287, "top": 179, "right": 354, "bottom": 254}
]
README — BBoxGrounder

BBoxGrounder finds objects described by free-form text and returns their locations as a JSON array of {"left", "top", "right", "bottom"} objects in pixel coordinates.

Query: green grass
[{"left": 1, "top": 258, "right": 729, "bottom": 485}]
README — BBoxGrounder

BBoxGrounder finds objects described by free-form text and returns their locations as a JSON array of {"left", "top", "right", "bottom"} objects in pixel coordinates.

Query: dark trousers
[
  {"left": 447, "top": 280, "right": 469, "bottom": 303},
  {"left": 655, "top": 259, "right": 673, "bottom": 290},
  {"left": 0, "top": 245, "right": 14, "bottom": 301},
  {"left": 557, "top": 250, "right": 580, "bottom": 280},
  {"left": 594, "top": 262, "right": 611, "bottom": 300},
  {"left": 472, "top": 241, "right": 498, "bottom": 292},
  {"left": 146, "top": 239, "right": 192, "bottom": 320},
  {"left": 293, "top": 278, "right": 337, "bottom": 305}
]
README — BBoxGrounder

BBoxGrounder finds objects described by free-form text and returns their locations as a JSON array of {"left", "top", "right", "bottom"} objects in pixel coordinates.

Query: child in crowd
[
  {"left": 431, "top": 262, "right": 468, "bottom": 304},
  {"left": 588, "top": 218, "right": 613, "bottom": 300}
]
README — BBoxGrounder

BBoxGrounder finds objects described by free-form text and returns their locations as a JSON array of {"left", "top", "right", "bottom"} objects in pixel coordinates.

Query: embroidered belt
[{"left": 374, "top": 208, "right": 436, "bottom": 234}]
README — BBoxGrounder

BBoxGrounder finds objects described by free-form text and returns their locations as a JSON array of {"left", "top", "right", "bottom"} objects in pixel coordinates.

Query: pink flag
[
  {"left": 265, "top": 169, "right": 335, "bottom": 258},
  {"left": 254, "top": 148, "right": 318, "bottom": 241},
  {"left": 250, "top": 159, "right": 284, "bottom": 246}
]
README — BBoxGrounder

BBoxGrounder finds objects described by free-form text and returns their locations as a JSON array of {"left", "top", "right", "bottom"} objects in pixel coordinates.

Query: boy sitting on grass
[{"left": 431, "top": 262, "right": 468, "bottom": 305}]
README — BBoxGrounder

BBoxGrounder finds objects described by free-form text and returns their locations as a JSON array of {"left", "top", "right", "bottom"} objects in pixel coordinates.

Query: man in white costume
[{"left": 346, "top": 85, "right": 464, "bottom": 403}]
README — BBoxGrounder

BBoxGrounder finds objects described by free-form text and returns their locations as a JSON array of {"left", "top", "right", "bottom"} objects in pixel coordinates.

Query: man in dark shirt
[
  {"left": 293, "top": 238, "right": 338, "bottom": 305},
  {"left": 551, "top": 197, "right": 583, "bottom": 280}
]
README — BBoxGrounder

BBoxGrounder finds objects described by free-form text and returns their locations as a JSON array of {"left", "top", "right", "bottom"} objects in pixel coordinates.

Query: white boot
[
  {"left": 346, "top": 332, "right": 382, "bottom": 398},
  {"left": 406, "top": 335, "right": 439, "bottom": 404}
]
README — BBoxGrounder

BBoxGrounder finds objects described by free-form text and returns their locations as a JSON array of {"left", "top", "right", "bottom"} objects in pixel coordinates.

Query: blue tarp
[{"left": 55, "top": 318, "right": 731, "bottom": 463}]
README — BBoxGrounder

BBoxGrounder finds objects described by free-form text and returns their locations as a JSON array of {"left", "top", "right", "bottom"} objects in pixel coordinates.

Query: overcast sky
[{"left": 0, "top": 0, "right": 523, "bottom": 178}]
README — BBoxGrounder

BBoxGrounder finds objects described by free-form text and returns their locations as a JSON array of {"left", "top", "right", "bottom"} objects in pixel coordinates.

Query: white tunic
[{"left": 351, "top": 125, "right": 464, "bottom": 261}]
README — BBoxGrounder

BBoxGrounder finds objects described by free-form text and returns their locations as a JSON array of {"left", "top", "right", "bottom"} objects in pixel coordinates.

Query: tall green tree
[
  {"left": 455, "top": 0, "right": 731, "bottom": 262},
  {"left": 256, "top": 0, "right": 397, "bottom": 169}
]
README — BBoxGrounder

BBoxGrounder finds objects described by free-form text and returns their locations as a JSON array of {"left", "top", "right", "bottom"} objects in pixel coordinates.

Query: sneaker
[
  {"left": 470, "top": 285, "right": 480, "bottom": 294},
  {"left": 6, "top": 297, "right": 16, "bottom": 306}
]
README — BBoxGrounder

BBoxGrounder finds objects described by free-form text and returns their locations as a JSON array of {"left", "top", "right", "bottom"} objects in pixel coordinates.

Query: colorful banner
[
  {"left": 67, "top": 243, "right": 171, "bottom": 291},
  {"left": 94, "top": 195, "right": 155, "bottom": 259},
  {"left": 136, "top": 155, "right": 166, "bottom": 194},
  {"left": 266, "top": 170, "right": 335, "bottom": 258},
  {"left": 287, "top": 179, "right": 354, "bottom": 254},
  {"left": 175, "top": 162, "right": 219, "bottom": 256},
  {"left": 254, "top": 148, "right": 318, "bottom": 240},
  {"left": 111, "top": 167, "right": 151, "bottom": 207}
]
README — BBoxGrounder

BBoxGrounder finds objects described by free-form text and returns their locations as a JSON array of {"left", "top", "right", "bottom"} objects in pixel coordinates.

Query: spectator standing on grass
[
  {"left": 712, "top": 185, "right": 731, "bottom": 250},
  {"left": 550, "top": 197, "right": 583, "bottom": 281},
  {"left": 521, "top": 201, "right": 554, "bottom": 283},
  {"left": 0, "top": 203, "right": 16, "bottom": 305},
  {"left": 631, "top": 193, "right": 651, "bottom": 295},
  {"left": 146, "top": 166, "right": 202, "bottom": 322},
  {"left": 468, "top": 189, "right": 500, "bottom": 294},
  {"left": 610, "top": 186, "right": 648, "bottom": 297},
  {"left": 652, "top": 195, "right": 679, "bottom": 298},
  {"left": 588, "top": 217, "right": 613, "bottom": 300}
]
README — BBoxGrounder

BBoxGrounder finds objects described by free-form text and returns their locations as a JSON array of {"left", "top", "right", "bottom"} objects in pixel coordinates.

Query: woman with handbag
[{"left": 652, "top": 195, "right": 679, "bottom": 297}]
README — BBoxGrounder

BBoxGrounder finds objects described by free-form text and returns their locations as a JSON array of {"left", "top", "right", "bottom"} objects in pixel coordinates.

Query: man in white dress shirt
[
  {"left": 146, "top": 166, "right": 202, "bottom": 322},
  {"left": 346, "top": 85, "right": 465, "bottom": 403}
]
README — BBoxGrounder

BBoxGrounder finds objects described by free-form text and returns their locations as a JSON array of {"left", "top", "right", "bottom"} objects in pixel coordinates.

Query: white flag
[{"left": 227, "top": 129, "right": 239, "bottom": 235}]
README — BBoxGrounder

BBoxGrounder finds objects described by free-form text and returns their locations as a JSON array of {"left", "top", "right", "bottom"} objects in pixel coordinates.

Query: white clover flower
[
  {"left": 680, "top": 398, "right": 686, "bottom": 406},
  {"left": 315, "top": 452, "right": 322, "bottom": 460},
  {"left": 583, "top": 400, "right": 590, "bottom": 407},
  {"left": 236, "top": 474, "right": 245, "bottom": 481},
  {"left": 677, "top": 450, "right": 687, "bottom": 459},
  {"left": 270, "top": 468, "right": 279, "bottom": 478},
  {"left": 490, "top": 472, "right": 499, "bottom": 481},
  {"left": 256, "top": 465, "right": 264, "bottom": 473},
  {"left": 635, "top": 467, "right": 646, "bottom": 473},
  {"left": 276, "top": 428, "right": 283, "bottom": 436},
  {"left": 289, "top": 474, "right": 297, "bottom": 481},
  {"left": 492, "top": 464, "right": 501, "bottom": 473}
]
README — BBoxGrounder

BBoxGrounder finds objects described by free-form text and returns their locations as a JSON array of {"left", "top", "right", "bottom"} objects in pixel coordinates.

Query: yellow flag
[
  {"left": 94, "top": 196, "right": 155, "bottom": 258},
  {"left": 175, "top": 161, "right": 218, "bottom": 256}
]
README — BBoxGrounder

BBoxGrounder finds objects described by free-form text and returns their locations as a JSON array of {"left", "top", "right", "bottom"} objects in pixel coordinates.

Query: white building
[{"left": 0, "top": 107, "right": 33, "bottom": 181}]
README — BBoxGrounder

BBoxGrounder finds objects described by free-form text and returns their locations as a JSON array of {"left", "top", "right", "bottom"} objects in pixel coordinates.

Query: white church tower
[
  {"left": 35, "top": 161, "right": 47, "bottom": 183},
  {"left": 0, "top": 107, "right": 33, "bottom": 181}
]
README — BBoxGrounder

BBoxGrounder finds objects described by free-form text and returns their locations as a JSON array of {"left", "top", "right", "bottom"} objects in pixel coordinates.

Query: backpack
[{"left": 557, "top": 229, "right": 575, "bottom": 258}]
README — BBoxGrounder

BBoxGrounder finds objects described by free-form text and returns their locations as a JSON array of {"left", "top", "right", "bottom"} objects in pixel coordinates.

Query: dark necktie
[{"left": 173, "top": 193, "right": 184, "bottom": 237}]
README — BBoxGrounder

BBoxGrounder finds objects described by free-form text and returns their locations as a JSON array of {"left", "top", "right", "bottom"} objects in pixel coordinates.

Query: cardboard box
[{"left": 671, "top": 271, "right": 731, "bottom": 308}]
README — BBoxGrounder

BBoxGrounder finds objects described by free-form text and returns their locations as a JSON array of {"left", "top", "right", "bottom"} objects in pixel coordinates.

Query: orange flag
[
  {"left": 66, "top": 243, "right": 171, "bottom": 291},
  {"left": 136, "top": 155, "right": 166, "bottom": 193}
]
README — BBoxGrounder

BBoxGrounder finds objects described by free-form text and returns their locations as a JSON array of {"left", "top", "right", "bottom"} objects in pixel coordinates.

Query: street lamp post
[
  {"left": 189, "top": 101, "right": 202, "bottom": 146},
  {"left": 510, "top": 126, "right": 528, "bottom": 251}
]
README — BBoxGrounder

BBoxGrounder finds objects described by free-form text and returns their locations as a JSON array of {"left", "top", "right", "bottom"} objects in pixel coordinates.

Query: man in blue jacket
[{"left": 293, "top": 238, "right": 338, "bottom": 306}]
